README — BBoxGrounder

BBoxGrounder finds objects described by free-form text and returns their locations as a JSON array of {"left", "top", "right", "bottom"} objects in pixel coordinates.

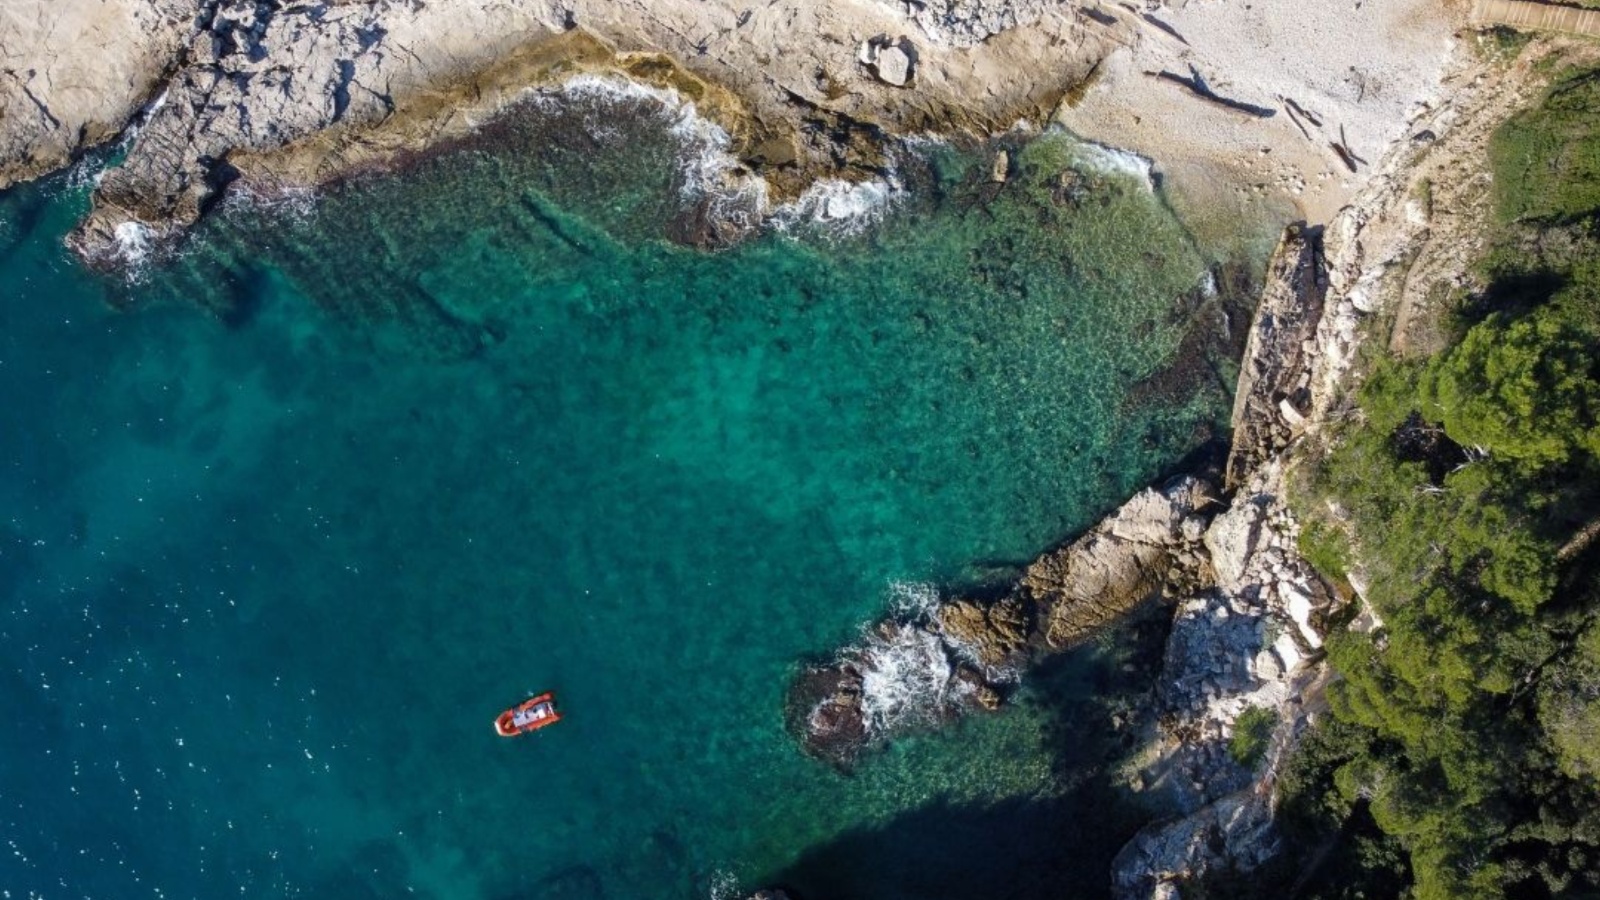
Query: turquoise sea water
[{"left": 0, "top": 89, "right": 1240, "bottom": 900}]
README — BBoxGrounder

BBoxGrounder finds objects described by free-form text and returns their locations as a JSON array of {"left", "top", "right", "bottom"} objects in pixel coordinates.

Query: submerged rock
[
  {"left": 788, "top": 665, "right": 868, "bottom": 768},
  {"left": 989, "top": 149, "right": 1011, "bottom": 183}
]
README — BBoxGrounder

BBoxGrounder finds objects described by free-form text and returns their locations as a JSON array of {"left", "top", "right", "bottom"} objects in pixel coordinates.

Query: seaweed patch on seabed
[{"left": 1121, "top": 259, "right": 1259, "bottom": 421}]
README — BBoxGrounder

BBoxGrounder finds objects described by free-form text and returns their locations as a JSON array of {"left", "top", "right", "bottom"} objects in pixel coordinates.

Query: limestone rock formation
[
  {"left": 0, "top": 0, "right": 196, "bottom": 190},
  {"left": 1129, "top": 464, "right": 1333, "bottom": 811},
  {"left": 1224, "top": 223, "right": 1327, "bottom": 490},
  {"left": 1112, "top": 791, "right": 1279, "bottom": 899},
  {"left": 888, "top": 0, "right": 1061, "bottom": 47},
  {"left": 66, "top": 0, "right": 582, "bottom": 266},
  {"left": 1022, "top": 476, "right": 1218, "bottom": 649},
  {"left": 936, "top": 595, "right": 1030, "bottom": 667}
]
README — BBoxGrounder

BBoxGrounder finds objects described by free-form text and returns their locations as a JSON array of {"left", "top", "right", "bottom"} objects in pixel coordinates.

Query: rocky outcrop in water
[
  {"left": 936, "top": 596, "right": 1029, "bottom": 667},
  {"left": 789, "top": 475, "right": 1221, "bottom": 768},
  {"left": 1022, "top": 478, "right": 1219, "bottom": 649}
]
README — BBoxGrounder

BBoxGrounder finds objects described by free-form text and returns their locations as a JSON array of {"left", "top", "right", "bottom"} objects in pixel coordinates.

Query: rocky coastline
[
  {"left": 7, "top": 0, "right": 1113, "bottom": 268},
  {"left": 783, "top": 29, "right": 1572, "bottom": 894},
  {"left": 3, "top": 0, "right": 1460, "bottom": 269},
  {"left": 789, "top": 474, "right": 1222, "bottom": 770}
]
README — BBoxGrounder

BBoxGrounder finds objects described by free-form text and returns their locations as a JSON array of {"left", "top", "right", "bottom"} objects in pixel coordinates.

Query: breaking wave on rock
[
  {"left": 1069, "top": 138, "right": 1158, "bottom": 192},
  {"left": 533, "top": 75, "right": 770, "bottom": 237},
  {"left": 791, "top": 580, "right": 1008, "bottom": 767},
  {"left": 771, "top": 176, "right": 898, "bottom": 236},
  {"left": 859, "top": 625, "right": 967, "bottom": 734},
  {"left": 857, "top": 583, "right": 955, "bottom": 733}
]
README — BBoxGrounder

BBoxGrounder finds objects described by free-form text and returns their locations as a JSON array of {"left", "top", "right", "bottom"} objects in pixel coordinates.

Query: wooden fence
[{"left": 1472, "top": 0, "right": 1600, "bottom": 36}]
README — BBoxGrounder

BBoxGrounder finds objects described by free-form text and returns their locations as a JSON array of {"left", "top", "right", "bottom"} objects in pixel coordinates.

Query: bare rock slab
[{"left": 0, "top": 0, "right": 196, "bottom": 190}]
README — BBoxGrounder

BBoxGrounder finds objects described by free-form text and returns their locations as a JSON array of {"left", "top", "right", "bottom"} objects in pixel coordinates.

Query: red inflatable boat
[{"left": 495, "top": 692, "right": 562, "bottom": 737}]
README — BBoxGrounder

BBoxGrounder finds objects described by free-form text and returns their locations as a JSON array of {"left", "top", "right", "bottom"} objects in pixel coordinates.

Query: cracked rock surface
[
  {"left": 883, "top": 0, "right": 1063, "bottom": 47},
  {"left": 0, "top": 0, "right": 196, "bottom": 190}
]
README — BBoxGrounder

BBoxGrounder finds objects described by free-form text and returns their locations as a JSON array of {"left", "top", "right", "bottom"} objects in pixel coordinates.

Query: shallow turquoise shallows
[{"left": 0, "top": 91, "right": 1237, "bottom": 900}]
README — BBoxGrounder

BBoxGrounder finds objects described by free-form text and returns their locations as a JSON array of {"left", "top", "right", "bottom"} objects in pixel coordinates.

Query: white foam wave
[
  {"left": 846, "top": 582, "right": 956, "bottom": 734},
  {"left": 771, "top": 177, "right": 897, "bottom": 235},
  {"left": 858, "top": 623, "right": 953, "bottom": 733},
  {"left": 885, "top": 579, "right": 942, "bottom": 619},
  {"left": 1072, "top": 141, "right": 1157, "bottom": 191},
  {"left": 79, "top": 85, "right": 172, "bottom": 194},
  {"left": 540, "top": 74, "right": 770, "bottom": 229},
  {"left": 223, "top": 180, "right": 321, "bottom": 224},
  {"left": 113, "top": 221, "right": 153, "bottom": 266},
  {"left": 706, "top": 869, "right": 742, "bottom": 900}
]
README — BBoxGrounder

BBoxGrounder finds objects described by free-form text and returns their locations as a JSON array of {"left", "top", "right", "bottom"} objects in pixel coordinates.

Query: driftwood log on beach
[{"left": 1146, "top": 66, "right": 1276, "bottom": 118}]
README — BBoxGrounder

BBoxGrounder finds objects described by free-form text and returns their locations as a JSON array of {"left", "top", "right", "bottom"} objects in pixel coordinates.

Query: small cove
[{"left": 0, "top": 86, "right": 1247, "bottom": 900}]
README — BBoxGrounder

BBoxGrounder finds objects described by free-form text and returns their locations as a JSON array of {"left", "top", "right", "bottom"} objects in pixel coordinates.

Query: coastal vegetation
[
  {"left": 1228, "top": 706, "right": 1278, "bottom": 767},
  {"left": 1250, "top": 63, "right": 1600, "bottom": 899}
]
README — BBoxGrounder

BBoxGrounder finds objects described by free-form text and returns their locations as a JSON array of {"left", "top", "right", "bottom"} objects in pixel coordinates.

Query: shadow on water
[{"left": 772, "top": 605, "right": 1174, "bottom": 900}]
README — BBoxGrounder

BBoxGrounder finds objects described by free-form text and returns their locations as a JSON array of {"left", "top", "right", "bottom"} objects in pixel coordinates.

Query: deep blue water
[{"left": 0, "top": 90, "right": 1237, "bottom": 900}]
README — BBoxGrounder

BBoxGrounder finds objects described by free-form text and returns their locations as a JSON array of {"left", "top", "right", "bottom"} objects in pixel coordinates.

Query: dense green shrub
[
  {"left": 1229, "top": 705, "right": 1277, "bottom": 767},
  {"left": 1422, "top": 306, "right": 1600, "bottom": 468},
  {"left": 1491, "top": 68, "right": 1600, "bottom": 226},
  {"left": 1540, "top": 622, "right": 1600, "bottom": 783}
]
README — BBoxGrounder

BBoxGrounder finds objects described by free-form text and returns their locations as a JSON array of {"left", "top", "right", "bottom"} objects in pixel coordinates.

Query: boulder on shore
[{"left": 858, "top": 35, "right": 916, "bottom": 87}]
